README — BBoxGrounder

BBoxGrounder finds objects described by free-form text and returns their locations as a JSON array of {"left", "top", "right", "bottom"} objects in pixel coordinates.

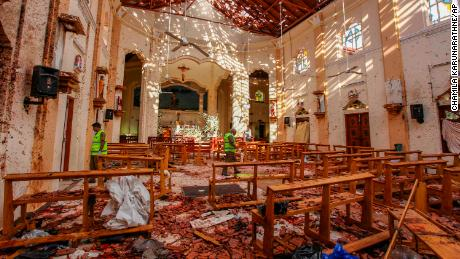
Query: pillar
[
  {"left": 138, "top": 57, "right": 160, "bottom": 143},
  {"left": 314, "top": 13, "right": 330, "bottom": 145},
  {"left": 199, "top": 92, "right": 204, "bottom": 113},
  {"left": 378, "top": 0, "right": 410, "bottom": 150},
  {"left": 105, "top": 11, "right": 122, "bottom": 142}
]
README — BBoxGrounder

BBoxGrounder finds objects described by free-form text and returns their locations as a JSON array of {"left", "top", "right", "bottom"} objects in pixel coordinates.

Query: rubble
[{"left": 1, "top": 160, "right": 458, "bottom": 258}]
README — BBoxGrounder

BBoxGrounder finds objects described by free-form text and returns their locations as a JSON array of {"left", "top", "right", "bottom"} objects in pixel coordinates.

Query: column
[
  {"left": 313, "top": 13, "right": 329, "bottom": 144},
  {"left": 199, "top": 92, "right": 204, "bottom": 113},
  {"left": 378, "top": 0, "right": 410, "bottom": 149}
]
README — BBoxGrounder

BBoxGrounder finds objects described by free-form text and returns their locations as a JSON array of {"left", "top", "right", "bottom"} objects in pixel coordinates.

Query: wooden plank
[
  {"left": 2, "top": 180, "right": 14, "bottom": 238},
  {"left": 269, "top": 172, "right": 374, "bottom": 192},
  {"left": 385, "top": 160, "right": 446, "bottom": 167},
  {"left": 213, "top": 159, "right": 297, "bottom": 167},
  {"left": 4, "top": 169, "right": 155, "bottom": 181},
  {"left": 323, "top": 231, "right": 390, "bottom": 254},
  {"left": 0, "top": 224, "right": 154, "bottom": 249},
  {"left": 417, "top": 235, "right": 460, "bottom": 258},
  {"left": 193, "top": 230, "right": 221, "bottom": 246}
]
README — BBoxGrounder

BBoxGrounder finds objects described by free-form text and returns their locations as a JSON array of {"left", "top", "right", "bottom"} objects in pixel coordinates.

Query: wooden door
[
  {"left": 345, "top": 113, "right": 370, "bottom": 147},
  {"left": 63, "top": 97, "right": 74, "bottom": 171}
]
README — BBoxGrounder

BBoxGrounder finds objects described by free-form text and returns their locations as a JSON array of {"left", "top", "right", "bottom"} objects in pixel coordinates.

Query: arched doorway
[
  {"left": 120, "top": 53, "right": 143, "bottom": 140},
  {"left": 249, "top": 70, "right": 269, "bottom": 141}
]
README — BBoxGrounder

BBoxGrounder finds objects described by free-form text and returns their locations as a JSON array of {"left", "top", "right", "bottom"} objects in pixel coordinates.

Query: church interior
[{"left": 0, "top": 0, "right": 459, "bottom": 257}]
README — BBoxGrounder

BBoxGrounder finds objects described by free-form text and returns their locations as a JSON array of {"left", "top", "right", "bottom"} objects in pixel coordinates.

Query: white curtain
[
  {"left": 294, "top": 122, "right": 310, "bottom": 143},
  {"left": 442, "top": 119, "right": 460, "bottom": 153}
]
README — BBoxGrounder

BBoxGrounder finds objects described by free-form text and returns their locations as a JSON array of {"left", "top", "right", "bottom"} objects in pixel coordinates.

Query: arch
[
  {"left": 161, "top": 80, "right": 207, "bottom": 94},
  {"left": 120, "top": 52, "right": 143, "bottom": 137}
]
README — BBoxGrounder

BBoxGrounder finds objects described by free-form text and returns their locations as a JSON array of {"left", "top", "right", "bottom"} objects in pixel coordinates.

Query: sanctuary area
[{"left": 0, "top": 0, "right": 459, "bottom": 258}]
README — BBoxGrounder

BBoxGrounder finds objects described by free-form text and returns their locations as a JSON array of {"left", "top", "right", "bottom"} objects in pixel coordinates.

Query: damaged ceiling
[{"left": 120, "top": 0, "right": 334, "bottom": 37}]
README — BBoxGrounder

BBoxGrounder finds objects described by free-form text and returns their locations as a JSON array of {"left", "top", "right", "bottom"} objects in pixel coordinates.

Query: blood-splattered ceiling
[{"left": 120, "top": 0, "right": 333, "bottom": 37}]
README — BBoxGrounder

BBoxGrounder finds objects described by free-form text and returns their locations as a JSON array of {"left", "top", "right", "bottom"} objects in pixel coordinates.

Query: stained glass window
[
  {"left": 255, "top": 90, "right": 264, "bottom": 102},
  {"left": 429, "top": 0, "right": 451, "bottom": 24},
  {"left": 295, "top": 49, "right": 310, "bottom": 74},
  {"left": 343, "top": 23, "right": 363, "bottom": 53}
]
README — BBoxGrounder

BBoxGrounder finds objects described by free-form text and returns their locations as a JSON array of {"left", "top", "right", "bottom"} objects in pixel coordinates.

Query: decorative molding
[
  {"left": 384, "top": 103, "right": 403, "bottom": 115},
  {"left": 58, "top": 14, "right": 86, "bottom": 35},
  {"left": 341, "top": 80, "right": 366, "bottom": 88},
  {"left": 78, "top": 0, "right": 96, "bottom": 28}
]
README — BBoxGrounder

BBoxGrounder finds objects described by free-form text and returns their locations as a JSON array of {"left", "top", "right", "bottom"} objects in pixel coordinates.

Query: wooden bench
[
  {"left": 384, "top": 150, "right": 422, "bottom": 161},
  {"left": 0, "top": 169, "right": 157, "bottom": 249},
  {"left": 357, "top": 148, "right": 395, "bottom": 157},
  {"left": 425, "top": 167, "right": 460, "bottom": 216},
  {"left": 252, "top": 173, "right": 386, "bottom": 258},
  {"left": 333, "top": 145, "right": 370, "bottom": 154},
  {"left": 107, "top": 143, "right": 150, "bottom": 156},
  {"left": 98, "top": 154, "right": 172, "bottom": 196},
  {"left": 322, "top": 153, "right": 373, "bottom": 178},
  {"left": 299, "top": 151, "right": 344, "bottom": 179},
  {"left": 388, "top": 208, "right": 460, "bottom": 258},
  {"left": 209, "top": 160, "right": 297, "bottom": 209},
  {"left": 152, "top": 142, "right": 188, "bottom": 165},
  {"left": 378, "top": 160, "right": 447, "bottom": 210}
]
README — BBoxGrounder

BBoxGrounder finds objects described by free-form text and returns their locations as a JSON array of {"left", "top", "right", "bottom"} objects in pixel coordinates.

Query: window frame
[
  {"left": 294, "top": 48, "right": 310, "bottom": 75},
  {"left": 342, "top": 22, "right": 363, "bottom": 54},
  {"left": 428, "top": 0, "right": 451, "bottom": 25}
]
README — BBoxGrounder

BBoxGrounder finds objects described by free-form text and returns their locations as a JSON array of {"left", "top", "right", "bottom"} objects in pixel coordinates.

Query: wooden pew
[
  {"left": 107, "top": 143, "right": 150, "bottom": 156},
  {"left": 424, "top": 166, "right": 460, "bottom": 216},
  {"left": 1, "top": 169, "right": 156, "bottom": 249},
  {"left": 384, "top": 150, "right": 422, "bottom": 161},
  {"left": 388, "top": 208, "right": 460, "bottom": 258},
  {"left": 152, "top": 142, "right": 188, "bottom": 165},
  {"left": 321, "top": 153, "right": 373, "bottom": 178},
  {"left": 252, "top": 173, "right": 386, "bottom": 258},
  {"left": 333, "top": 145, "right": 370, "bottom": 154},
  {"left": 209, "top": 160, "right": 297, "bottom": 209},
  {"left": 315, "top": 144, "right": 331, "bottom": 151},
  {"left": 421, "top": 153, "right": 460, "bottom": 168},
  {"left": 299, "top": 151, "right": 344, "bottom": 179},
  {"left": 98, "top": 154, "right": 172, "bottom": 196},
  {"left": 357, "top": 148, "right": 395, "bottom": 157},
  {"left": 378, "top": 160, "right": 447, "bottom": 210}
]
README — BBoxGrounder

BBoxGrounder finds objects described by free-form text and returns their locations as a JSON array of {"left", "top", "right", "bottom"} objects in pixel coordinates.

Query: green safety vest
[
  {"left": 91, "top": 130, "right": 108, "bottom": 155},
  {"left": 224, "top": 132, "right": 236, "bottom": 153}
]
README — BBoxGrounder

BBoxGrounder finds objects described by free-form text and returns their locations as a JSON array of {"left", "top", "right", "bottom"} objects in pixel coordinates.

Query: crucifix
[{"left": 177, "top": 64, "right": 190, "bottom": 82}]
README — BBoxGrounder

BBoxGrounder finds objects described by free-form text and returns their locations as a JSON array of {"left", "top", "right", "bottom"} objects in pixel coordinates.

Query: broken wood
[
  {"left": 384, "top": 179, "right": 419, "bottom": 259},
  {"left": 193, "top": 230, "right": 221, "bottom": 246}
]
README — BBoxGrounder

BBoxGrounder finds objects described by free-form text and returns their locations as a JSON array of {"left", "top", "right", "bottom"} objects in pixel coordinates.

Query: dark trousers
[
  {"left": 90, "top": 155, "right": 99, "bottom": 170},
  {"left": 222, "top": 152, "right": 239, "bottom": 175}
]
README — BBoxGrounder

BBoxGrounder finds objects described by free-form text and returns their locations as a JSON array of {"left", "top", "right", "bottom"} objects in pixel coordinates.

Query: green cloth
[
  {"left": 91, "top": 129, "right": 108, "bottom": 155},
  {"left": 224, "top": 132, "right": 236, "bottom": 153}
]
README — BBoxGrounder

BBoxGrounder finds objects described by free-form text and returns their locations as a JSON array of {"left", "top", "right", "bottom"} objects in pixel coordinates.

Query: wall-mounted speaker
[
  {"left": 284, "top": 117, "right": 290, "bottom": 126},
  {"left": 105, "top": 109, "right": 114, "bottom": 121},
  {"left": 410, "top": 104, "right": 424, "bottom": 124},
  {"left": 30, "top": 65, "right": 59, "bottom": 98}
]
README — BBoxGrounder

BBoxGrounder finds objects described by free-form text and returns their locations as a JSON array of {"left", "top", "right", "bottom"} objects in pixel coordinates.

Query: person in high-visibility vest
[
  {"left": 90, "top": 122, "right": 107, "bottom": 171},
  {"left": 222, "top": 128, "right": 240, "bottom": 176}
]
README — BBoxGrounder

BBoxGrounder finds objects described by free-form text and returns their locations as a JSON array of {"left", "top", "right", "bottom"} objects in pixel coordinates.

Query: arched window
[
  {"left": 295, "top": 49, "right": 310, "bottom": 74},
  {"left": 255, "top": 90, "right": 264, "bottom": 102},
  {"left": 343, "top": 23, "right": 363, "bottom": 53},
  {"left": 428, "top": 0, "right": 451, "bottom": 24}
]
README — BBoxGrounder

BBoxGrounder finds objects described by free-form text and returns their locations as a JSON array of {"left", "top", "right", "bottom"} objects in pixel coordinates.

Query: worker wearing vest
[
  {"left": 90, "top": 122, "right": 107, "bottom": 172},
  {"left": 222, "top": 128, "right": 240, "bottom": 176}
]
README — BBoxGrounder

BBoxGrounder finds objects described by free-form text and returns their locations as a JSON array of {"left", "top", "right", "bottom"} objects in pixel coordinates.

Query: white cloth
[
  {"left": 102, "top": 176, "right": 151, "bottom": 230},
  {"left": 294, "top": 122, "right": 310, "bottom": 143},
  {"left": 442, "top": 119, "right": 460, "bottom": 153}
]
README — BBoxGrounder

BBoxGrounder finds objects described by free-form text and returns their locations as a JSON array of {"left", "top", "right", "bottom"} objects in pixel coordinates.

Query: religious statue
[{"left": 98, "top": 75, "right": 105, "bottom": 98}]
